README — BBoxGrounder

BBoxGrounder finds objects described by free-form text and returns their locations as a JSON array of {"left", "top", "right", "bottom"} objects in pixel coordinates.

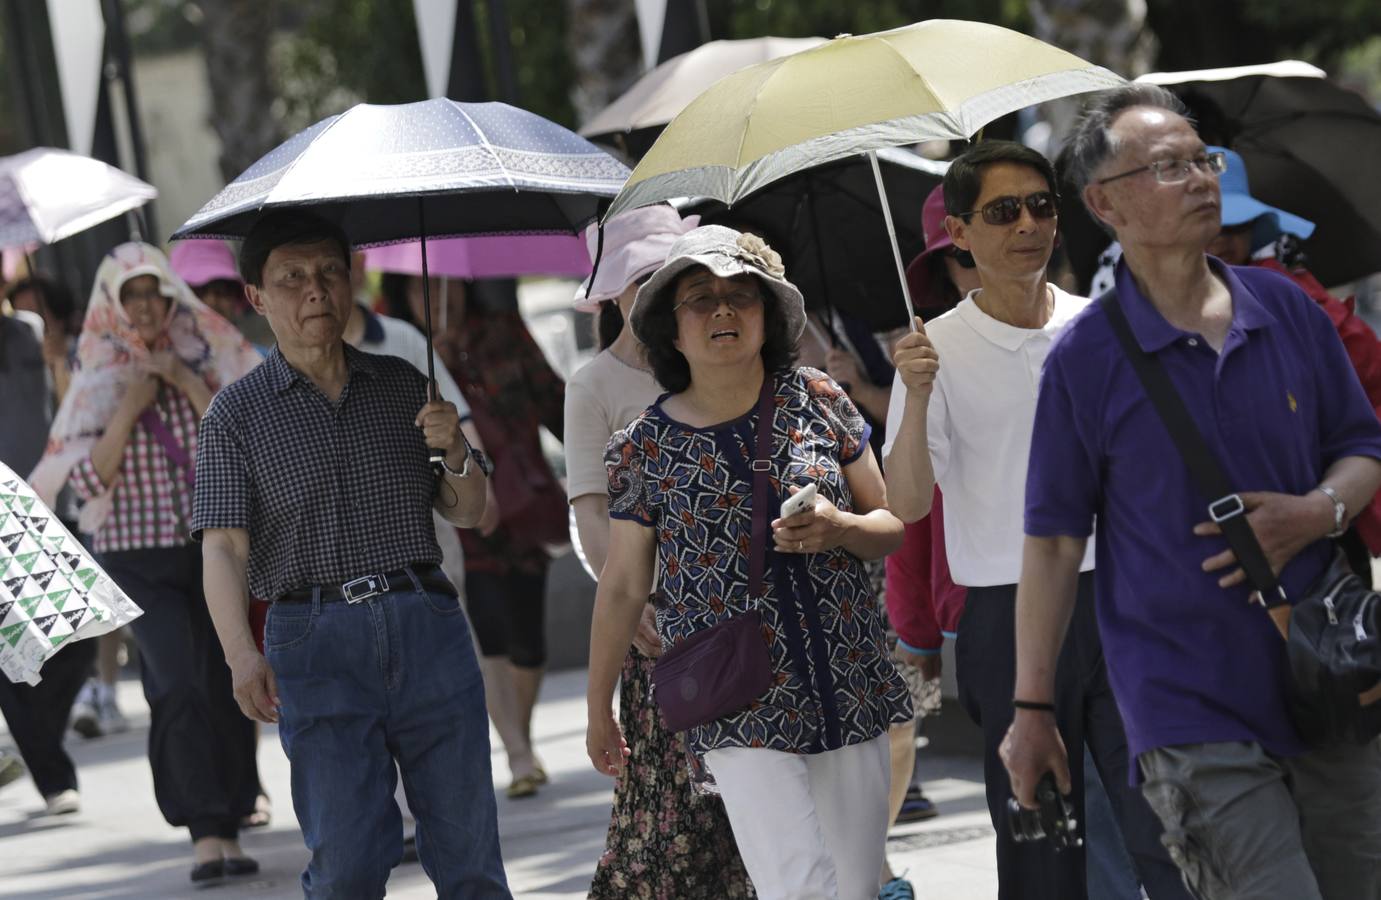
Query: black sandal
[
  {"left": 190, "top": 860, "right": 224, "bottom": 883},
  {"left": 224, "top": 857, "right": 260, "bottom": 877}
]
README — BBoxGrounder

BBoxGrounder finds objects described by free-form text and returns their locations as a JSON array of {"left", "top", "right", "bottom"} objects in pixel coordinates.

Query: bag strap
[
  {"left": 1099, "top": 290, "right": 1285, "bottom": 605},
  {"left": 748, "top": 373, "right": 776, "bottom": 598},
  {"left": 138, "top": 405, "right": 196, "bottom": 489}
]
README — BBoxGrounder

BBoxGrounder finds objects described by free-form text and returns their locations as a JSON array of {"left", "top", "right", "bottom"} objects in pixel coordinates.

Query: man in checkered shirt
[{"left": 192, "top": 212, "right": 509, "bottom": 898}]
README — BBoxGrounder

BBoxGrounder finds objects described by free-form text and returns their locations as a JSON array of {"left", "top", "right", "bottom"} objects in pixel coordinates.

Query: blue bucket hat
[{"left": 1211, "top": 146, "right": 1315, "bottom": 248}]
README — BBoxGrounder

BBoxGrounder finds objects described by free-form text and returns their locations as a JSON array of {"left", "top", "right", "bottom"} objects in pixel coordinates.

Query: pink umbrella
[{"left": 362, "top": 234, "right": 592, "bottom": 280}]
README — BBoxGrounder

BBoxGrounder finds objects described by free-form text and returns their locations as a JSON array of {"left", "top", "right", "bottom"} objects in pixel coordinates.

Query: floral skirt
[{"left": 588, "top": 648, "right": 755, "bottom": 899}]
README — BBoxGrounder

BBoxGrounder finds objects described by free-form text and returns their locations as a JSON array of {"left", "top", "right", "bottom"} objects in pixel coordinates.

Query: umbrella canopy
[
  {"left": 363, "top": 233, "right": 591, "bottom": 280},
  {"left": 581, "top": 36, "right": 826, "bottom": 160},
  {"left": 606, "top": 19, "right": 1123, "bottom": 219},
  {"left": 1, "top": 465, "right": 142, "bottom": 685},
  {"left": 1137, "top": 62, "right": 1381, "bottom": 285},
  {"left": 0, "top": 148, "right": 157, "bottom": 250},
  {"left": 172, "top": 98, "right": 631, "bottom": 245},
  {"left": 686, "top": 148, "right": 949, "bottom": 331}
]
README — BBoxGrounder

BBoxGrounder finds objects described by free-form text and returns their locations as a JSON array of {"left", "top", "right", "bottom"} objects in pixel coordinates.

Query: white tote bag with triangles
[{"left": 0, "top": 464, "right": 142, "bottom": 685}]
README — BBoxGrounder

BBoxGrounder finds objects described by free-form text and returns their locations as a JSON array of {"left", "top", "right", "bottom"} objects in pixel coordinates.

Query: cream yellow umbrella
[{"left": 602, "top": 19, "right": 1125, "bottom": 323}]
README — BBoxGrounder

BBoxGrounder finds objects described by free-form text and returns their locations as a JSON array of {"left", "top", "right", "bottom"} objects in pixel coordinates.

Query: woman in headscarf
[
  {"left": 29, "top": 242, "right": 263, "bottom": 884},
  {"left": 565, "top": 206, "right": 755, "bottom": 897}
]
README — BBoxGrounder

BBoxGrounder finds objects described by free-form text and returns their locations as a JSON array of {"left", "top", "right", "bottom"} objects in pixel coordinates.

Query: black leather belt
[{"left": 275, "top": 565, "right": 456, "bottom": 605}]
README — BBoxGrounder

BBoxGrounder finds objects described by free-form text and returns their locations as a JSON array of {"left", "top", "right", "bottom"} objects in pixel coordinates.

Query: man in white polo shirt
[{"left": 883, "top": 141, "right": 1188, "bottom": 900}]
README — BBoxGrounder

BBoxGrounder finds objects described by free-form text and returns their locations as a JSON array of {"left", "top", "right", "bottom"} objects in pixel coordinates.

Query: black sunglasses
[{"left": 959, "top": 191, "right": 1059, "bottom": 226}]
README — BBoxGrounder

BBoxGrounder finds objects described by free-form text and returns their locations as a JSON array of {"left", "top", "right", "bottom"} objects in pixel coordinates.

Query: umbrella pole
[
  {"left": 804, "top": 184, "right": 841, "bottom": 348},
  {"left": 418, "top": 198, "right": 445, "bottom": 466},
  {"left": 867, "top": 150, "right": 919, "bottom": 331}
]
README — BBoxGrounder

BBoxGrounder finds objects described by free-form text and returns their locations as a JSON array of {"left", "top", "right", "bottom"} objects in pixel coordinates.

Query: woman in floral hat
[{"left": 587, "top": 224, "right": 911, "bottom": 900}]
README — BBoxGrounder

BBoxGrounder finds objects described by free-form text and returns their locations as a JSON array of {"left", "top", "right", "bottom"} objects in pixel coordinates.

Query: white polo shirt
[{"left": 883, "top": 285, "right": 1096, "bottom": 587}]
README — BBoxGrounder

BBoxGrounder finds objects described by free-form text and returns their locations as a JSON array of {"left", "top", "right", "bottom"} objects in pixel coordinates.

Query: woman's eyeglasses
[
  {"left": 959, "top": 191, "right": 1059, "bottom": 227},
  {"left": 674, "top": 290, "right": 762, "bottom": 316}
]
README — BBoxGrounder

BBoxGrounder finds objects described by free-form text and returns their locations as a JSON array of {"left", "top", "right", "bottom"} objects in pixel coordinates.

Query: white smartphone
[{"left": 779, "top": 482, "right": 818, "bottom": 520}]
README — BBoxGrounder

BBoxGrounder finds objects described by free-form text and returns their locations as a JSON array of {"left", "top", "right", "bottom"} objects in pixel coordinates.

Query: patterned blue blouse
[{"left": 605, "top": 367, "right": 911, "bottom": 756}]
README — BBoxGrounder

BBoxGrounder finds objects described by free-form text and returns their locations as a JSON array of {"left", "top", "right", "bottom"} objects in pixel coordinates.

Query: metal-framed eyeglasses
[
  {"left": 673, "top": 288, "right": 763, "bottom": 316},
  {"left": 1096, "top": 151, "right": 1228, "bottom": 186},
  {"left": 958, "top": 191, "right": 1059, "bottom": 226}
]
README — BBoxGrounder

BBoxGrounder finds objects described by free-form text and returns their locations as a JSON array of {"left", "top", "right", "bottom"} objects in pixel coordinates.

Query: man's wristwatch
[
  {"left": 440, "top": 431, "right": 492, "bottom": 479},
  {"left": 1317, "top": 484, "right": 1347, "bottom": 538}
]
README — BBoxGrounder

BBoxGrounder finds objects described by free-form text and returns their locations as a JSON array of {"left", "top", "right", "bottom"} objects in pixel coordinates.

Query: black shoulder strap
[
  {"left": 1099, "top": 290, "right": 1285, "bottom": 602},
  {"left": 747, "top": 373, "right": 775, "bottom": 598}
]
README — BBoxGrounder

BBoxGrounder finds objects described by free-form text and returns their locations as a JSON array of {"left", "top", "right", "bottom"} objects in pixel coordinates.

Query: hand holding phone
[{"left": 779, "top": 482, "right": 818, "bottom": 521}]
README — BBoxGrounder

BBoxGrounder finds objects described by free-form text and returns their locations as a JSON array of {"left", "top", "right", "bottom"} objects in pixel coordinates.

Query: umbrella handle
[
  {"left": 418, "top": 198, "right": 445, "bottom": 466},
  {"left": 867, "top": 150, "right": 919, "bottom": 332}
]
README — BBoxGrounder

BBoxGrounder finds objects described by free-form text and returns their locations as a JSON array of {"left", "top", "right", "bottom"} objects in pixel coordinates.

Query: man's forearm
[
  {"left": 202, "top": 540, "right": 256, "bottom": 664},
  {"left": 436, "top": 466, "right": 487, "bottom": 526},
  {"left": 1321, "top": 456, "right": 1381, "bottom": 530},
  {"left": 1012, "top": 535, "right": 1087, "bottom": 703},
  {"left": 884, "top": 395, "right": 935, "bottom": 523}
]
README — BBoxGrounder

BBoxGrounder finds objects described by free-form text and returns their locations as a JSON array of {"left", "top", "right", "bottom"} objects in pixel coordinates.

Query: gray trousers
[{"left": 1139, "top": 740, "right": 1381, "bottom": 900}]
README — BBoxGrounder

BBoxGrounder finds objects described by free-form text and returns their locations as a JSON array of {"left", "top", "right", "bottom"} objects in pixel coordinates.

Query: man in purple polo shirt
[{"left": 1003, "top": 83, "right": 1381, "bottom": 900}]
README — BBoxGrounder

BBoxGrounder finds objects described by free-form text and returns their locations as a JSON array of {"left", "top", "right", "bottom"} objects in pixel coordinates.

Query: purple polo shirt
[{"left": 1026, "top": 259, "right": 1381, "bottom": 774}]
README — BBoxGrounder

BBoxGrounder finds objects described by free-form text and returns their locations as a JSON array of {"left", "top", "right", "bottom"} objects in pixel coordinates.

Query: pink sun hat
[
  {"left": 168, "top": 238, "right": 241, "bottom": 288},
  {"left": 902, "top": 184, "right": 957, "bottom": 312},
  {"left": 573, "top": 204, "right": 700, "bottom": 312}
]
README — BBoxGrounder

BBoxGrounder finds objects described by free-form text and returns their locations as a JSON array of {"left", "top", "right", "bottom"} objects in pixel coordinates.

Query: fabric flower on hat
[{"left": 732, "top": 233, "right": 785, "bottom": 278}]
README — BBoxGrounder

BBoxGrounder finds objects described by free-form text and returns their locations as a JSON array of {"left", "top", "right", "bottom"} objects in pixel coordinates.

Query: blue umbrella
[{"left": 172, "top": 99, "right": 630, "bottom": 461}]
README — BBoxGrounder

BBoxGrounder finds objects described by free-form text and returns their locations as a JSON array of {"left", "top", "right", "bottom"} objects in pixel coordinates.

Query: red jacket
[
  {"left": 1255, "top": 259, "right": 1381, "bottom": 553},
  {"left": 885, "top": 487, "right": 967, "bottom": 651}
]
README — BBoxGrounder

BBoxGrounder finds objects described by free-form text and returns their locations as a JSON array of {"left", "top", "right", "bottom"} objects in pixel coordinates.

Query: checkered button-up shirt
[
  {"left": 192, "top": 344, "right": 443, "bottom": 602},
  {"left": 70, "top": 386, "right": 199, "bottom": 553}
]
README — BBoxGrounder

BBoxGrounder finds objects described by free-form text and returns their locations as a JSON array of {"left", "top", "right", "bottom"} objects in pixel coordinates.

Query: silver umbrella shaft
[{"left": 868, "top": 150, "right": 919, "bottom": 331}]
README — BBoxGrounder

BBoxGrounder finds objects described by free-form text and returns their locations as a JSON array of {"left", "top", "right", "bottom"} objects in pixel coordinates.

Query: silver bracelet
[{"left": 1316, "top": 484, "right": 1347, "bottom": 539}]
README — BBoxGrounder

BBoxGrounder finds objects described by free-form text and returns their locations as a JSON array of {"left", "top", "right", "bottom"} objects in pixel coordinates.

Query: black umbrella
[
  {"left": 684, "top": 148, "right": 949, "bottom": 333},
  {"left": 173, "top": 98, "right": 629, "bottom": 460},
  {"left": 1141, "top": 62, "right": 1381, "bottom": 285}
]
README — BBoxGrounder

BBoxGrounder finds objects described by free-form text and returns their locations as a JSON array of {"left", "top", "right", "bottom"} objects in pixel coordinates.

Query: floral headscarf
[{"left": 27, "top": 242, "right": 261, "bottom": 526}]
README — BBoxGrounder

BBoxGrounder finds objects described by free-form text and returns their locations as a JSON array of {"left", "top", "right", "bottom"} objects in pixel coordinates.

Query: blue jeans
[{"left": 266, "top": 581, "right": 510, "bottom": 899}]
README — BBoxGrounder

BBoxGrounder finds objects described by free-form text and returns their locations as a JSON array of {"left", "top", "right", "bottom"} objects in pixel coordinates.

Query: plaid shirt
[
  {"left": 191, "top": 344, "right": 443, "bottom": 602},
  {"left": 70, "top": 385, "right": 198, "bottom": 553}
]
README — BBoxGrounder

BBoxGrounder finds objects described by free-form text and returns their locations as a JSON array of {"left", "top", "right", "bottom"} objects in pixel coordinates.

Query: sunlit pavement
[{"left": 0, "top": 668, "right": 997, "bottom": 899}]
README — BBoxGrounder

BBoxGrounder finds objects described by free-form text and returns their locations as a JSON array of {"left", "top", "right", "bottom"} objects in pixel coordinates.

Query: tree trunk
[
  {"left": 198, "top": 0, "right": 283, "bottom": 182},
  {"left": 565, "top": 0, "right": 642, "bottom": 127}
]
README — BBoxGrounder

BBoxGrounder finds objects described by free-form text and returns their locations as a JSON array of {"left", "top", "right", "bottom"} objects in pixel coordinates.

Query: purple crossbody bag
[{"left": 651, "top": 376, "right": 776, "bottom": 733}]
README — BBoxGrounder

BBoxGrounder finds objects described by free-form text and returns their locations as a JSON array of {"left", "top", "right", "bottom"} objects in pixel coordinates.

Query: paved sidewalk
[{"left": 0, "top": 668, "right": 997, "bottom": 898}]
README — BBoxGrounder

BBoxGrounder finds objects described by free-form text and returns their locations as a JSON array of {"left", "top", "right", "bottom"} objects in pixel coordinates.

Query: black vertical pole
[
  {"left": 483, "top": 0, "right": 519, "bottom": 104},
  {"left": 101, "top": 0, "right": 156, "bottom": 239}
]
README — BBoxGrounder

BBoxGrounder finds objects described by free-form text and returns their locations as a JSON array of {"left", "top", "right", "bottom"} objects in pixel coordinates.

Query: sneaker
[
  {"left": 70, "top": 681, "right": 102, "bottom": 739},
  {"left": 95, "top": 693, "right": 128, "bottom": 735},
  {"left": 879, "top": 877, "right": 915, "bottom": 900},
  {"left": 0, "top": 752, "right": 25, "bottom": 790},
  {"left": 42, "top": 789, "right": 80, "bottom": 816},
  {"left": 895, "top": 784, "right": 940, "bottom": 824}
]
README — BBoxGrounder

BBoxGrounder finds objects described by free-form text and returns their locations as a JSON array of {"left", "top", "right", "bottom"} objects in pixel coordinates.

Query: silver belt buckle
[{"left": 342, "top": 573, "right": 388, "bottom": 604}]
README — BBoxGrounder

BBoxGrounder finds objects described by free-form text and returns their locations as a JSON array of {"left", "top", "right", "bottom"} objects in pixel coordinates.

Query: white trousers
[{"left": 705, "top": 733, "right": 891, "bottom": 900}]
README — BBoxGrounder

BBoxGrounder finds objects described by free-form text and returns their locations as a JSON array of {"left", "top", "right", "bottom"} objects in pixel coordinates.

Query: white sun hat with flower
[{"left": 628, "top": 224, "right": 805, "bottom": 343}]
